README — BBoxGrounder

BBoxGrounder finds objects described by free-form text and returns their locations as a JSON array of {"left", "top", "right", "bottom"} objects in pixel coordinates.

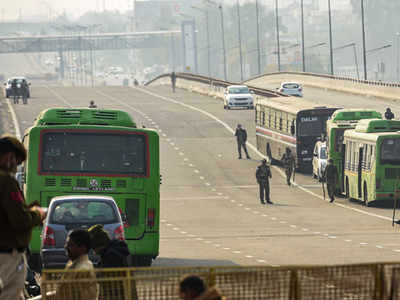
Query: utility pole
[
  {"left": 219, "top": 5, "right": 227, "bottom": 80},
  {"left": 274, "top": 0, "right": 281, "bottom": 72},
  {"left": 301, "top": 0, "right": 305, "bottom": 72},
  {"left": 237, "top": 0, "right": 243, "bottom": 80},
  {"left": 328, "top": 0, "right": 334, "bottom": 75},
  {"left": 361, "top": 0, "right": 367, "bottom": 80},
  {"left": 255, "top": 0, "right": 261, "bottom": 75}
]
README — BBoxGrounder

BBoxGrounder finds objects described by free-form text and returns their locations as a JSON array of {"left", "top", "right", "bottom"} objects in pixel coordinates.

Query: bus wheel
[
  {"left": 363, "top": 183, "right": 368, "bottom": 206},
  {"left": 129, "top": 255, "right": 152, "bottom": 267},
  {"left": 345, "top": 178, "right": 350, "bottom": 199}
]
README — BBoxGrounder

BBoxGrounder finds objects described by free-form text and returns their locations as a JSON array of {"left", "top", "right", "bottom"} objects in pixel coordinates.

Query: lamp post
[
  {"left": 179, "top": 13, "right": 198, "bottom": 74},
  {"left": 255, "top": 0, "right": 261, "bottom": 75},
  {"left": 361, "top": 0, "right": 367, "bottom": 80},
  {"left": 327, "top": 0, "right": 333, "bottom": 75},
  {"left": 192, "top": 6, "right": 211, "bottom": 78},
  {"left": 334, "top": 42, "right": 359, "bottom": 80},
  {"left": 237, "top": 0, "right": 243, "bottom": 80},
  {"left": 396, "top": 33, "right": 400, "bottom": 82},
  {"left": 275, "top": 0, "right": 281, "bottom": 72},
  {"left": 300, "top": 0, "right": 305, "bottom": 72}
]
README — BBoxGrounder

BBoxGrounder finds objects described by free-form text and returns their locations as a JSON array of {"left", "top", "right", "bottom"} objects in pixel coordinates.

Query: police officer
[
  {"left": 11, "top": 79, "right": 18, "bottom": 104},
  {"left": 256, "top": 159, "right": 273, "bottom": 204},
  {"left": 0, "top": 135, "right": 45, "bottom": 300},
  {"left": 170, "top": 71, "right": 177, "bottom": 93},
  {"left": 234, "top": 124, "right": 250, "bottom": 159},
  {"left": 281, "top": 147, "right": 295, "bottom": 186},
  {"left": 323, "top": 159, "right": 338, "bottom": 203},
  {"left": 385, "top": 108, "right": 395, "bottom": 120},
  {"left": 89, "top": 100, "right": 97, "bottom": 108}
]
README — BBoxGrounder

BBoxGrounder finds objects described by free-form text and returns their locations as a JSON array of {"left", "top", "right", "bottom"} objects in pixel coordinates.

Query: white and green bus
[
  {"left": 343, "top": 119, "right": 400, "bottom": 205},
  {"left": 325, "top": 109, "right": 381, "bottom": 194}
]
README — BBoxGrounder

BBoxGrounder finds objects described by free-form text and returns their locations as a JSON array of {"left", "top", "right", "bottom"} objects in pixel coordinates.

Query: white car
[
  {"left": 312, "top": 141, "right": 328, "bottom": 181},
  {"left": 223, "top": 85, "right": 254, "bottom": 109},
  {"left": 278, "top": 82, "right": 303, "bottom": 97}
]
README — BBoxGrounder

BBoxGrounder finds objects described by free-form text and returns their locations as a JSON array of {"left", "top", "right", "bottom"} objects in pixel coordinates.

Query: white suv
[{"left": 223, "top": 85, "right": 254, "bottom": 110}]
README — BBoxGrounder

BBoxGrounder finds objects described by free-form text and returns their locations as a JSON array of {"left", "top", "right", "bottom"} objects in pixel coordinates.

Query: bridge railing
[{"left": 39, "top": 262, "right": 400, "bottom": 300}]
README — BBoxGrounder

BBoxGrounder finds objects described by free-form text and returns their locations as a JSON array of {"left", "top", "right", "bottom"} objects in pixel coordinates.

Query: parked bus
[
  {"left": 21, "top": 108, "right": 160, "bottom": 269},
  {"left": 325, "top": 109, "right": 382, "bottom": 193},
  {"left": 255, "top": 97, "right": 338, "bottom": 171},
  {"left": 343, "top": 119, "right": 400, "bottom": 205}
]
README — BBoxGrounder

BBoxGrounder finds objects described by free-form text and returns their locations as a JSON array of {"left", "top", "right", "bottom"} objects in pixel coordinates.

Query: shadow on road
[{"left": 152, "top": 257, "right": 239, "bottom": 267}]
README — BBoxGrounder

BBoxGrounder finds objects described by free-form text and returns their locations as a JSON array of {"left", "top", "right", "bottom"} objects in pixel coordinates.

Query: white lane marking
[
  {"left": 180, "top": 231, "right": 187, "bottom": 234},
  {"left": 184, "top": 158, "right": 189, "bottom": 161},
  {"left": 162, "top": 134, "right": 167, "bottom": 137},
  {"left": 194, "top": 169, "right": 199, "bottom": 173},
  {"left": 290, "top": 225, "right": 297, "bottom": 228},
  {"left": 199, "top": 176, "right": 205, "bottom": 180},
  {"left": 233, "top": 251, "right": 241, "bottom": 254},
  {"left": 328, "top": 236, "right": 337, "bottom": 239},
  {"left": 179, "top": 152, "right": 184, "bottom": 156},
  {"left": 360, "top": 242, "right": 368, "bottom": 245},
  {"left": 214, "top": 244, "right": 221, "bottom": 247},
  {"left": 257, "top": 259, "right": 267, "bottom": 263},
  {"left": 245, "top": 208, "right": 251, "bottom": 211},
  {"left": 217, "top": 192, "right": 223, "bottom": 196},
  {"left": 189, "top": 164, "right": 194, "bottom": 167},
  {"left": 280, "top": 221, "right": 287, "bottom": 224},
  {"left": 223, "top": 247, "right": 231, "bottom": 250},
  {"left": 5, "top": 99, "right": 21, "bottom": 140},
  {"left": 245, "top": 255, "right": 253, "bottom": 258},
  {"left": 376, "top": 245, "right": 384, "bottom": 249},
  {"left": 205, "top": 182, "right": 211, "bottom": 186},
  {"left": 344, "top": 239, "right": 352, "bottom": 242},
  {"left": 393, "top": 249, "right": 400, "bottom": 253},
  {"left": 173, "top": 227, "right": 179, "bottom": 230},
  {"left": 45, "top": 86, "right": 74, "bottom": 107},
  {"left": 136, "top": 87, "right": 394, "bottom": 223},
  {"left": 204, "top": 241, "right": 212, "bottom": 244},
  {"left": 174, "top": 147, "right": 179, "bottom": 150},
  {"left": 262, "top": 214, "right": 268, "bottom": 217}
]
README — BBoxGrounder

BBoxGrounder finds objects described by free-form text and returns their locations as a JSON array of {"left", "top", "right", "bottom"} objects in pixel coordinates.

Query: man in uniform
[
  {"left": 323, "top": 158, "right": 338, "bottom": 203},
  {"left": 11, "top": 79, "right": 18, "bottom": 104},
  {"left": 281, "top": 147, "right": 295, "bottom": 186},
  {"left": 256, "top": 159, "right": 272, "bottom": 204},
  {"left": 234, "top": 124, "right": 250, "bottom": 159},
  {"left": 385, "top": 107, "right": 395, "bottom": 120},
  {"left": 89, "top": 100, "right": 97, "bottom": 108},
  {"left": 0, "top": 135, "right": 45, "bottom": 300},
  {"left": 171, "top": 71, "right": 177, "bottom": 93}
]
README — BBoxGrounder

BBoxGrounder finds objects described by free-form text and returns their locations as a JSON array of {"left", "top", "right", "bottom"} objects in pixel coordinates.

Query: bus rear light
[
  {"left": 376, "top": 179, "right": 381, "bottom": 189},
  {"left": 43, "top": 226, "right": 55, "bottom": 246},
  {"left": 114, "top": 225, "right": 125, "bottom": 241},
  {"left": 147, "top": 208, "right": 155, "bottom": 228}
]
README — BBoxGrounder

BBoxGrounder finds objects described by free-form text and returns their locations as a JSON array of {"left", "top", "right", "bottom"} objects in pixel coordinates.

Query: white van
[{"left": 312, "top": 141, "right": 327, "bottom": 181}]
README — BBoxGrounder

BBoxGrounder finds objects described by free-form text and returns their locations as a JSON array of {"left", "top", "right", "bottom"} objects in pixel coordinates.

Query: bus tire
[
  {"left": 345, "top": 178, "right": 350, "bottom": 199},
  {"left": 129, "top": 255, "right": 152, "bottom": 267},
  {"left": 363, "top": 182, "right": 368, "bottom": 206}
]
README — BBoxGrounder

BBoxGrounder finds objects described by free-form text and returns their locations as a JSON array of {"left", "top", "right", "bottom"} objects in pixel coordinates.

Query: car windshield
[
  {"left": 228, "top": 86, "right": 249, "bottom": 94},
  {"left": 51, "top": 200, "right": 118, "bottom": 224},
  {"left": 282, "top": 83, "right": 300, "bottom": 89},
  {"left": 320, "top": 147, "right": 327, "bottom": 159}
]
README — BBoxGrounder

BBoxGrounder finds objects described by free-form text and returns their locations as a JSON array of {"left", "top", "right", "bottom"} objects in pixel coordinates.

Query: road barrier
[{"left": 38, "top": 262, "right": 400, "bottom": 300}]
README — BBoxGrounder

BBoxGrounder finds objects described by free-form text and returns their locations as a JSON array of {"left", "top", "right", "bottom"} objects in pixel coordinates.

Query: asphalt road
[{"left": 2, "top": 54, "right": 400, "bottom": 267}]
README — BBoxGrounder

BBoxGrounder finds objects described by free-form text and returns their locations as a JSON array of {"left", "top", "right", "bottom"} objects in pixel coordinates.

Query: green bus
[
  {"left": 21, "top": 108, "right": 160, "bottom": 268},
  {"left": 343, "top": 119, "right": 400, "bottom": 205},
  {"left": 325, "top": 109, "right": 382, "bottom": 193}
]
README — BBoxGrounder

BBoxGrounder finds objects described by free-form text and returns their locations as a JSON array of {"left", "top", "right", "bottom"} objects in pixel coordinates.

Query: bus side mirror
[{"left": 290, "top": 125, "right": 295, "bottom": 135}]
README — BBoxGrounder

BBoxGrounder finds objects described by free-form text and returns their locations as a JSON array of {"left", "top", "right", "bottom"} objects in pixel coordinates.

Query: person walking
[
  {"left": 281, "top": 147, "right": 295, "bottom": 186},
  {"left": 54, "top": 229, "right": 99, "bottom": 300},
  {"left": 11, "top": 79, "right": 18, "bottom": 104},
  {"left": 385, "top": 108, "right": 395, "bottom": 120},
  {"left": 256, "top": 159, "right": 273, "bottom": 204},
  {"left": 323, "top": 159, "right": 338, "bottom": 203},
  {"left": 234, "top": 124, "right": 250, "bottom": 159},
  {"left": 171, "top": 71, "right": 177, "bottom": 93},
  {"left": 0, "top": 135, "right": 45, "bottom": 300}
]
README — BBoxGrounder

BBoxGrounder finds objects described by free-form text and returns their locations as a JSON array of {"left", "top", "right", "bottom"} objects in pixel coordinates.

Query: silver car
[{"left": 41, "top": 195, "right": 125, "bottom": 269}]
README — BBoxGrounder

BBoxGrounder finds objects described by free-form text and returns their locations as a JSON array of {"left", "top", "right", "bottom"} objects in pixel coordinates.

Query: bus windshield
[
  {"left": 40, "top": 131, "right": 147, "bottom": 175},
  {"left": 380, "top": 138, "right": 400, "bottom": 164},
  {"left": 298, "top": 116, "right": 323, "bottom": 137}
]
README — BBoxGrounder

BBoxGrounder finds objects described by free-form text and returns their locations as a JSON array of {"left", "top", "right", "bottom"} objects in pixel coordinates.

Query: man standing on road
[
  {"left": 234, "top": 124, "right": 250, "bottom": 159},
  {"left": 256, "top": 159, "right": 273, "bottom": 204},
  {"left": 323, "top": 159, "right": 338, "bottom": 203},
  {"left": 385, "top": 108, "right": 395, "bottom": 120},
  {"left": 171, "top": 71, "right": 177, "bottom": 93},
  {"left": 0, "top": 135, "right": 45, "bottom": 300},
  {"left": 281, "top": 148, "right": 295, "bottom": 186}
]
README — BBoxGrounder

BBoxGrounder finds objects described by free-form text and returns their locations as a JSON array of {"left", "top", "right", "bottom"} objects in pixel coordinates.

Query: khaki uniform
[
  {"left": 53, "top": 254, "right": 99, "bottom": 300},
  {"left": 0, "top": 170, "right": 42, "bottom": 300},
  {"left": 281, "top": 153, "right": 295, "bottom": 186}
]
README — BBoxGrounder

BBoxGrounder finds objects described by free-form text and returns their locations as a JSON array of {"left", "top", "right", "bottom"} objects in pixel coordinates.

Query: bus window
[
  {"left": 298, "top": 116, "right": 322, "bottom": 137},
  {"left": 334, "top": 128, "right": 346, "bottom": 152},
  {"left": 279, "top": 117, "right": 283, "bottom": 131},
  {"left": 381, "top": 139, "right": 400, "bottom": 164},
  {"left": 262, "top": 111, "right": 265, "bottom": 126}
]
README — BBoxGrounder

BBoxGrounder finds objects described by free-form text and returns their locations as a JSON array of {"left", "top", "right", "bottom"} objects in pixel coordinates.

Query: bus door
[
  {"left": 358, "top": 147, "right": 364, "bottom": 198},
  {"left": 340, "top": 144, "right": 346, "bottom": 193}
]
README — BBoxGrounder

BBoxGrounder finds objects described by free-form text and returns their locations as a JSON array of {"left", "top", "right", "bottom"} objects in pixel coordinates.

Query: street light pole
[
  {"left": 352, "top": 43, "right": 360, "bottom": 80},
  {"left": 205, "top": 9, "right": 211, "bottom": 78},
  {"left": 219, "top": 5, "right": 227, "bottom": 80},
  {"left": 255, "top": 0, "right": 261, "bottom": 75},
  {"left": 361, "top": 0, "right": 367, "bottom": 80},
  {"left": 237, "top": 0, "right": 243, "bottom": 81},
  {"left": 396, "top": 33, "right": 400, "bottom": 82},
  {"left": 301, "top": 0, "right": 305, "bottom": 72},
  {"left": 275, "top": 0, "right": 281, "bottom": 72},
  {"left": 327, "top": 0, "right": 334, "bottom": 75}
]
